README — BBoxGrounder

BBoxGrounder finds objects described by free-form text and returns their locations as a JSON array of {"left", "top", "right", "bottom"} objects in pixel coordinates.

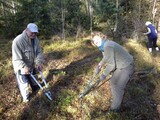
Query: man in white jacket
[
  {"left": 12, "top": 23, "right": 43, "bottom": 102},
  {"left": 91, "top": 32, "right": 135, "bottom": 111}
]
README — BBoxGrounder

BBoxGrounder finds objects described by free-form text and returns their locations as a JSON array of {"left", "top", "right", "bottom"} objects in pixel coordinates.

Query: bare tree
[
  {"left": 89, "top": 0, "right": 93, "bottom": 33},
  {"left": 113, "top": 0, "right": 119, "bottom": 32},
  {"left": 152, "top": 0, "right": 157, "bottom": 24},
  {"left": 158, "top": 17, "right": 160, "bottom": 38},
  {"left": 61, "top": 0, "right": 66, "bottom": 40}
]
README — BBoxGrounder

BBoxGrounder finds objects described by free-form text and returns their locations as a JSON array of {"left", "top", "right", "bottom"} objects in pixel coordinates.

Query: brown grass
[{"left": 0, "top": 38, "right": 160, "bottom": 120}]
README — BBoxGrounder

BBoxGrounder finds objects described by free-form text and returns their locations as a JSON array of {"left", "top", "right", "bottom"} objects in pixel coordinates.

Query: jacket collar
[{"left": 98, "top": 40, "right": 106, "bottom": 52}]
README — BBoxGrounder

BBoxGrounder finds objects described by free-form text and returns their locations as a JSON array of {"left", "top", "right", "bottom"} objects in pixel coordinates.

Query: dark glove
[
  {"left": 99, "top": 74, "right": 106, "bottom": 81},
  {"left": 95, "top": 65, "right": 101, "bottom": 74}
]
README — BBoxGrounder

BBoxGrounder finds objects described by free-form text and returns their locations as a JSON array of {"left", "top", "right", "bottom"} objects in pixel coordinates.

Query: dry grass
[{"left": 0, "top": 37, "right": 160, "bottom": 120}]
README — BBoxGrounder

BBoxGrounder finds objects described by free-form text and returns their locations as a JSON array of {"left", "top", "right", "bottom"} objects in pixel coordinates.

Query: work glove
[
  {"left": 99, "top": 74, "right": 106, "bottom": 81},
  {"left": 95, "top": 65, "right": 101, "bottom": 74},
  {"left": 21, "top": 66, "right": 30, "bottom": 74}
]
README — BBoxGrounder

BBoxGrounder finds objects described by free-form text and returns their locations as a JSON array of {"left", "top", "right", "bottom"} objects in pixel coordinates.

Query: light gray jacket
[
  {"left": 12, "top": 31, "right": 43, "bottom": 73},
  {"left": 99, "top": 40, "right": 133, "bottom": 76}
]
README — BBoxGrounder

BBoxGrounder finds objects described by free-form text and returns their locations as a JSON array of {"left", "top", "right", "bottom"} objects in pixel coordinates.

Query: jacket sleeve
[
  {"left": 35, "top": 39, "right": 43, "bottom": 66},
  {"left": 99, "top": 46, "right": 116, "bottom": 77},
  {"left": 12, "top": 40, "right": 27, "bottom": 70}
]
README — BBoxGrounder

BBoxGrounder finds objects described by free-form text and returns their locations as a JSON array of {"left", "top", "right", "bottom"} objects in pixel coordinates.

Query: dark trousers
[{"left": 148, "top": 38, "right": 158, "bottom": 48}]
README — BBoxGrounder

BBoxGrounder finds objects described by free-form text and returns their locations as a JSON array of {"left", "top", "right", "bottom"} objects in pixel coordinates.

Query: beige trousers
[{"left": 110, "top": 62, "right": 134, "bottom": 110}]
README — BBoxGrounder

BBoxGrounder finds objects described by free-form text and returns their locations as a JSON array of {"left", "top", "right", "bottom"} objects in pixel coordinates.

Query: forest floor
[{"left": 0, "top": 37, "right": 160, "bottom": 120}]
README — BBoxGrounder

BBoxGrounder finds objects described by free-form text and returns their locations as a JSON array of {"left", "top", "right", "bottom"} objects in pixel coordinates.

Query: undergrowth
[{"left": 0, "top": 38, "right": 160, "bottom": 120}]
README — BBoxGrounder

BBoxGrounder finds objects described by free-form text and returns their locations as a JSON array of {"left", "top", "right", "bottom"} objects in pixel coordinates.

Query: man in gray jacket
[
  {"left": 12, "top": 23, "right": 43, "bottom": 102},
  {"left": 91, "top": 31, "right": 135, "bottom": 111}
]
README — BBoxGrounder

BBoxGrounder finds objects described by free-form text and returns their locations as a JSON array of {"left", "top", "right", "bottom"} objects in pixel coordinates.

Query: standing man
[
  {"left": 12, "top": 23, "right": 43, "bottom": 102},
  {"left": 91, "top": 31, "right": 135, "bottom": 111},
  {"left": 144, "top": 21, "right": 159, "bottom": 53}
]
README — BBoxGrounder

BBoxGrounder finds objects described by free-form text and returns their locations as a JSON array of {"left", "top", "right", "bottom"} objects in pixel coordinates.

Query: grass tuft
[{"left": 1, "top": 38, "right": 160, "bottom": 119}]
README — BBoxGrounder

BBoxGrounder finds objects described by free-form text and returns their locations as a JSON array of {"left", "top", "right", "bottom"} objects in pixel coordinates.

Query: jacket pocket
[{"left": 24, "top": 50, "right": 31, "bottom": 60}]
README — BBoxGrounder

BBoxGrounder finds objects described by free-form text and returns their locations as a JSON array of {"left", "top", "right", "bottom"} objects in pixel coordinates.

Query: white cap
[
  {"left": 27, "top": 23, "right": 38, "bottom": 33},
  {"left": 145, "top": 21, "right": 152, "bottom": 26}
]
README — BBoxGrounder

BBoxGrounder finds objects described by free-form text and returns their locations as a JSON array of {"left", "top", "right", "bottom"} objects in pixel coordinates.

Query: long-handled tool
[
  {"left": 86, "top": 72, "right": 97, "bottom": 87},
  {"left": 18, "top": 68, "right": 53, "bottom": 101},
  {"left": 30, "top": 67, "right": 53, "bottom": 101},
  {"left": 79, "top": 78, "right": 102, "bottom": 98},
  {"left": 79, "top": 71, "right": 100, "bottom": 98},
  {"left": 79, "top": 72, "right": 110, "bottom": 98}
]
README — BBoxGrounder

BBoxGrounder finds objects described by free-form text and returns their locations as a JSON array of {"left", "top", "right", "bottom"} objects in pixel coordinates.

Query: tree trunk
[
  {"left": 158, "top": 17, "right": 160, "bottom": 38},
  {"left": 152, "top": 0, "right": 157, "bottom": 24},
  {"left": 76, "top": 24, "right": 81, "bottom": 40},
  {"left": 61, "top": 1, "right": 65, "bottom": 40},
  {"left": 114, "top": 0, "right": 118, "bottom": 32},
  {"left": 89, "top": 0, "right": 93, "bottom": 33}
]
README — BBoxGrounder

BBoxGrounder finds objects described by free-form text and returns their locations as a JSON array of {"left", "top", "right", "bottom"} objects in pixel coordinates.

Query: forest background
[{"left": 0, "top": 0, "right": 160, "bottom": 40}]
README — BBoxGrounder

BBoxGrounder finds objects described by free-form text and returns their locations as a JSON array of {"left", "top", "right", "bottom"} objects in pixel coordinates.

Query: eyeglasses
[
  {"left": 27, "top": 29, "right": 38, "bottom": 35},
  {"left": 30, "top": 32, "right": 37, "bottom": 35}
]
